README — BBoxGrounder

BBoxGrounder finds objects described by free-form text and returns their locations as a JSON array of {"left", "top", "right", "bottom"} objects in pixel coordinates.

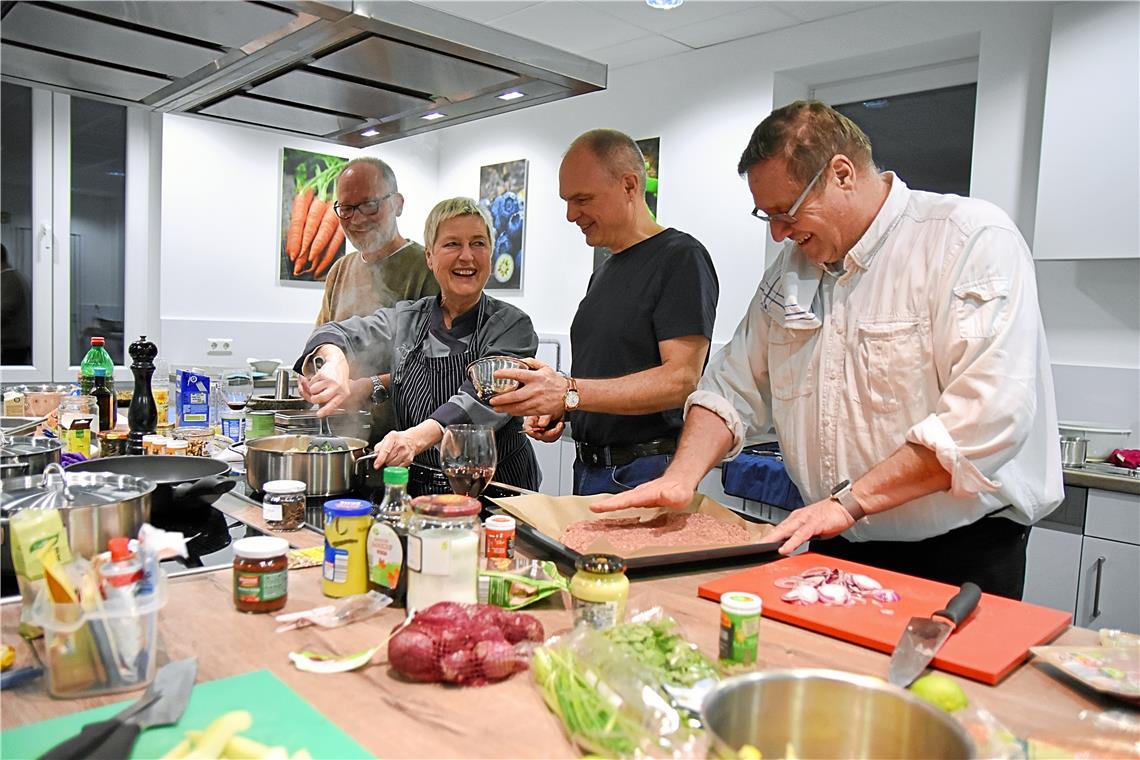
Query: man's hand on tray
[{"left": 589, "top": 477, "right": 693, "bottom": 513}]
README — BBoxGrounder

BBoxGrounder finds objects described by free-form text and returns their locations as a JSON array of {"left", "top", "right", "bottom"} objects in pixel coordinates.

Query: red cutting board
[{"left": 698, "top": 553, "right": 1072, "bottom": 685}]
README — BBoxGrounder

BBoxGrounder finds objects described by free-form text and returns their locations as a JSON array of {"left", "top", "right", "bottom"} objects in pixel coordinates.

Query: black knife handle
[
  {"left": 934, "top": 582, "right": 982, "bottom": 627},
  {"left": 91, "top": 721, "right": 143, "bottom": 760},
  {"left": 38, "top": 718, "right": 124, "bottom": 760}
]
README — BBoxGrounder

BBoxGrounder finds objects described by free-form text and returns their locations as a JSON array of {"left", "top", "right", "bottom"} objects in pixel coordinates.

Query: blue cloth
[
  {"left": 722, "top": 447, "right": 805, "bottom": 509},
  {"left": 573, "top": 453, "right": 672, "bottom": 496}
]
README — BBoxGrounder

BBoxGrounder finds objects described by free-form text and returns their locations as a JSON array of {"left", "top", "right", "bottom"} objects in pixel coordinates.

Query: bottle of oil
[{"left": 366, "top": 466, "right": 411, "bottom": 605}]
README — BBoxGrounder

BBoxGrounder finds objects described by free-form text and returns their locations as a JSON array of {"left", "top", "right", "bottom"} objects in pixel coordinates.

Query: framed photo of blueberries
[{"left": 478, "top": 159, "right": 528, "bottom": 291}]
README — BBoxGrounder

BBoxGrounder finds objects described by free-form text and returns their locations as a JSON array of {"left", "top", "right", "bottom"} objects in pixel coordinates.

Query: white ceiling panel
[
  {"left": 583, "top": 33, "right": 691, "bottom": 68},
  {"left": 590, "top": 1, "right": 755, "bottom": 34},
  {"left": 418, "top": 1, "right": 544, "bottom": 24},
  {"left": 772, "top": 2, "right": 882, "bottom": 24},
  {"left": 490, "top": 1, "right": 648, "bottom": 55},
  {"left": 662, "top": 2, "right": 800, "bottom": 47}
]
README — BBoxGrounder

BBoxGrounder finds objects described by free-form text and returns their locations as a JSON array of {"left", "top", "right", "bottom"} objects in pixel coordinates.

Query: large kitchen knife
[
  {"left": 39, "top": 657, "right": 198, "bottom": 760},
  {"left": 888, "top": 583, "right": 981, "bottom": 688}
]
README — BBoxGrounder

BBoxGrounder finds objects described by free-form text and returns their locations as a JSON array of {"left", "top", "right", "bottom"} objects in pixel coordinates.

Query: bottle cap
[
  {"left": 383, "top": 466, "right": 409, "bottom": 486},
  {"left": 324, "top": 498, "right": 372, "bottom": 518},
  {"left": 574, "top": 553, "right": 626, "bottom": 575},
  {"left": 720, "top": 591, "right": 763, "bottom": 616},
  {"left": 93, "top": 367, "right": 108, "bottom": 377},
  {"left": 233, "top": 536, "right": 289, "bottom": 560},
  {"left": 91, "top": 337, "right": 105, "bottom": 346},
  {"left": 108, "top": 536, "right": 132, "bottom": 562}
]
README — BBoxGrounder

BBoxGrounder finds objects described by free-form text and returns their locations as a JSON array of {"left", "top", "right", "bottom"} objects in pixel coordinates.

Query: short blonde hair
[{"left": 424, "top": 197, "right": 495, "bottom": 250}]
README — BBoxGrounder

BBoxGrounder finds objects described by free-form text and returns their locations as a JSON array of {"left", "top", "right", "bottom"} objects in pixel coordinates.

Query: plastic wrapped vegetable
[
  {"left": 386, "top": 601, "right": 544, "bottom": 686},
  {"left": 478, "top": 559, "right": 568, "bottom": 610}
]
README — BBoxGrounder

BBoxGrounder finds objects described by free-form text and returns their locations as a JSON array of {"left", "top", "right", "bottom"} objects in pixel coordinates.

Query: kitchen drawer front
[
  {"left": 1023, "top": 527, "right": 1080, "bottom": 616},
  {"left": 1084, "top": 489, "right": 1140, "bottom": 544},
  {"left": 1076, "top": 537, "right": 1140, "bottom": 633}
]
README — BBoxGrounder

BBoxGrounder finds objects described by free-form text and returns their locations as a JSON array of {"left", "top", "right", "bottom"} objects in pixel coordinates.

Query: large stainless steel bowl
[{"left": 702, "top": 669, "right": 975, "bottom": 759}]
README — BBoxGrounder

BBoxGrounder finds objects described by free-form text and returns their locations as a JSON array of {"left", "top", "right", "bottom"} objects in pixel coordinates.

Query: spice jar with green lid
[{"left": 570, "top": 553, "right": 629, "bottom": 630}]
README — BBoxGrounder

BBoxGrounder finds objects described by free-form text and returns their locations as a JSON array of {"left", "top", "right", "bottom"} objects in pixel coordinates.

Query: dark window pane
[{"left": 1, "top": 83, "right": 34, "bottom": 367}]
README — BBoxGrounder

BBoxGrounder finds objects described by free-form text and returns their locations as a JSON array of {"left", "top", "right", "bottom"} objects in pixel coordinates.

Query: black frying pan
[{"left": 66, "top": 455, "right": 234, "bottom": 524}]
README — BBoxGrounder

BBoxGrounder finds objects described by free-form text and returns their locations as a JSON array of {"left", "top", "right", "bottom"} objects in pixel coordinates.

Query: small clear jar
[
  {"left": 233, "top": 536, "right": 289, "bottom": 613},
  {"left": 406, "top": 494, "right": 481, "bottom": 610},
  {"left": 570, "top": 553, "right": 630, "bottom": 630},
  {"left": 172, "top": 426, "right": 214, "bottom": 457},
  {"left": 58, "top": 395, "right": 98, "bottom": 455},
  {"left": 263, "top": 479, "right": 306, "bottom": 532}
]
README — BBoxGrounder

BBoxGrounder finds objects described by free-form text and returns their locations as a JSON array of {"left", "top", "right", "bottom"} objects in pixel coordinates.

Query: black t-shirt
[{"left": 569, "top": 228, "right": 719, "bottom": 447}]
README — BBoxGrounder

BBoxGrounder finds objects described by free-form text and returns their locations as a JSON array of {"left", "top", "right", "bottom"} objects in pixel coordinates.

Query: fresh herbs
[{"left": 603, "top": 619, "right": 720, "bottom": 687}]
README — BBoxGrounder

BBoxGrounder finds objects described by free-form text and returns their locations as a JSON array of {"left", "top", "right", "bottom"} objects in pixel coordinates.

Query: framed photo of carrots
[{"left": 278, "top": 147, "right": 350, "bottom": 285}]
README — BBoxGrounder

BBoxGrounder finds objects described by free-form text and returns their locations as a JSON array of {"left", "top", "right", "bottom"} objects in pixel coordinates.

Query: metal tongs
[{"left": 307, "top": 356, "right": 349, "bottom": 452}]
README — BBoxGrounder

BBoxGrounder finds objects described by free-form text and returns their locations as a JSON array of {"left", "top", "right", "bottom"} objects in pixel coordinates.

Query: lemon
[
  {"left": 909, "top": 673, "right": 969, "bottom": 712},
  {"left": 738, "top": 744, "right": 762, "bottom": 760},
  {"left": 1, "top": 643, "right": 15, "bottom": 671}
]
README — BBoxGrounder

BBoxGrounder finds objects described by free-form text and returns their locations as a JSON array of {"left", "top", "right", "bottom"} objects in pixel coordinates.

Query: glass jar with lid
[
  {"left": 570, "top": 553, "right": 630, "bottom": 630},
  {"left": 172, "top": 426, "right": 214, "bottom": 457},
  {"left": 263, "top": 479, "right": 306, "bottom": 532},
  {"left": 406, "top": 494, "right": 481, "bottom": 610},
  {"left": 58, "top": 395, "right": 98, "bottom": 455}
]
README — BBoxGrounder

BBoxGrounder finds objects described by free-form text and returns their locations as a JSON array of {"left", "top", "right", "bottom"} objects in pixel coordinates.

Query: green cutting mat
[{"left": 1, "top": 669, "right": 371, "bottom": 759}]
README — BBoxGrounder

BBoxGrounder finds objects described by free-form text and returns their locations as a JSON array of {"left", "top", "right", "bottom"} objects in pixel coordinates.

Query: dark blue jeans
[{"left": 572, "top": 453, "right": 672, "bottom": 496}]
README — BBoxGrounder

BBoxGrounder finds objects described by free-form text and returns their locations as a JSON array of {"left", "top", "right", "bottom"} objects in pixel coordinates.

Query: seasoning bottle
[
  {"left": 126, "top": 336, "right": 158, "bottom": 455},
  {"left": 262, "top": 479, "right": 306, "bottom": 532},
  {"left": 719, "top": 591, "right": 762, "bottom": 665},
  {"left": 406, "top": 494, "right": 481, "bottom": 610},
  {"left": 570, "top": 553, "right": 629, "bottom": 630},
  {"left": 101, "top": 537, "right": 143, "bottom": 597},
  {"left": 233, "top": 536, "right": 289, "bottom": 613},
  {"left": 367, "top": 466, "right": 411, "bottom": 604},
  {"left": 92, "top": 368, "right": 116, "bottom": 433},
  {"left": 483, "top": 515, "right": 516, "bottom": 564},
  {"left": 322, "top": 499, "right": 371, "bottom": 598}
]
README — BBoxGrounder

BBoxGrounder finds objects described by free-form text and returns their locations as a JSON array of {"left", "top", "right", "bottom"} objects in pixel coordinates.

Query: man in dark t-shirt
[{"left": 493, "top": 129, "right": 719, "bottom": 495}]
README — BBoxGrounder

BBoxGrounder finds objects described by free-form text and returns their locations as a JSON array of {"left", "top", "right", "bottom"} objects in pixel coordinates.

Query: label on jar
[
  {"left": 719, "top": 609, "right": 759, "bottom": 664},
  {"left": 323, "top": 545, "right": 349, "bottom": 584},
  {"left": 572, "top": 598, "right": 620, "bottom": 630},
  {"left": 408, "top": 533, "right": 449, "bottom": 575},
  {"left": 221, "top": 415, "right": 243, "bottom": 442},
  {"left": 62, "top": 424, "right": 91, "bottom": 455},
  {"left": 367, "top": 523, "right": 404, "bottom": 589},
  {"left": 484, "top": 528, "right": 515, "bottom": 560},
  {"left": 235, "top": 569, "right": 287, "bottom": 603},
  {"left": 263, "top": 501, "right": 283, "bottom": 522}
]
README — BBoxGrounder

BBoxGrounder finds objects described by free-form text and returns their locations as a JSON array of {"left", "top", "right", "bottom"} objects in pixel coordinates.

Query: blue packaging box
[{"left": 176, "top": 370, "right": 211, "bottom": 427}]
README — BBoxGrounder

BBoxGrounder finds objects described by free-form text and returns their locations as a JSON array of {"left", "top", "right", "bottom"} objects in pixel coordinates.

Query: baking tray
[{"left": 482, "top": 483, "right": 783, "bottom": 571}]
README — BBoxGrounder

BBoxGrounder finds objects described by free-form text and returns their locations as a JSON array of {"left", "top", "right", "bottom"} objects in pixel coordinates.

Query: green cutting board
[{"left": 1, "top": 669, "right": 371, "bottom": 759}]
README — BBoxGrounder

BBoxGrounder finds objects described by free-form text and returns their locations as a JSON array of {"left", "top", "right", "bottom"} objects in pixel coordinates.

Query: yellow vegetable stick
[
  {"left": 185, "top": 711, "right": 254, "bottom": 760},
  {"left": 187, "top": 730, "right": 271, "bottom": 760},
  {"left": 161, "top": 736, "right": 194, "bottom": 759}
]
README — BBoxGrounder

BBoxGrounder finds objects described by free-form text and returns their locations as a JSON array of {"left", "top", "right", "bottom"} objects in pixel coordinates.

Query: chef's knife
[
  {"left": 888, "top": 583, "right": 981, "bottom": 688},
  {"left": 39, "top": 657, "right": 198, "bottom": 760}
]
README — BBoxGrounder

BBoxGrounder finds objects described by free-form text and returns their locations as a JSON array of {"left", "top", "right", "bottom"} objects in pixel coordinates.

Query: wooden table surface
[{"left": 0, "top": 494, "right": 1123, "bottom": 758}]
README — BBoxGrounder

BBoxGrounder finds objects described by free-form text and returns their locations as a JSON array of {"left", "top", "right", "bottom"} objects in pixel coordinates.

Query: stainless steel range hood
[{"left": 0, "top": 1, "right": 606, "bottom": 146}]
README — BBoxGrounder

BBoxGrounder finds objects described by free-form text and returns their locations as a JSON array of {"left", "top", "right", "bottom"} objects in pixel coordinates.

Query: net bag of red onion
[{"left": 388, "top": 601, "right": 545, "bottom": 686}]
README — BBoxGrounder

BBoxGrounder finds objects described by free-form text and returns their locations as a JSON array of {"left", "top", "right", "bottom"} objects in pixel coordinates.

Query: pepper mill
[{"left": 127, "top": 335, "right": 158, "bottom": 455}]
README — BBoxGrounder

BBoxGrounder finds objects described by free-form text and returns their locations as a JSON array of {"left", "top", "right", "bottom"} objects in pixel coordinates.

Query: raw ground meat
[{"left": 560, "top": 512, "right": 751, "bottom": 554}]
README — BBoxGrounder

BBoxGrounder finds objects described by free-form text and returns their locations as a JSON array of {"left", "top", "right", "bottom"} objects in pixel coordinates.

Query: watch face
[{"left": 564, "top": 389, "right": 580, "bottom": 410}]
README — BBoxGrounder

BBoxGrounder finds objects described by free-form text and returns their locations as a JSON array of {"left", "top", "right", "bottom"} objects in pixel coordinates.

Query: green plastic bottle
[{"left": 79, "top": 337, "right": 115, "bottom": 396}]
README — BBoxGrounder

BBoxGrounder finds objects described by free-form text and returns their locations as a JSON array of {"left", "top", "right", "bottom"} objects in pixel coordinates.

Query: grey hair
[
  {"left": 339, "top": 156, "right": 398, "bottom": 193},
  {"left": 424, "top": 197, "right": 495, "bottom": 250},
  {"left": 569, "top": 128, "right": 647, "bottom": 193}
]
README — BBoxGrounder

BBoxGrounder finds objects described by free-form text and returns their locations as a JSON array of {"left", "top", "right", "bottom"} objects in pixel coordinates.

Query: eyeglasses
[
  {"left": 751, "top": 161, "right": 829, "bottom": 225},
  {"left": 333, "top": 193, "right": 393, "bottom": 220}
]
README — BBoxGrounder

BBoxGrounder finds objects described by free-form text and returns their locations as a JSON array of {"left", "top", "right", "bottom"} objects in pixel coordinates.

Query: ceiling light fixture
[
  {"left": 646, "top": 0, "right": 683, "bottom": 8},
  {"left": 497, "top": 91, "right": 525, "bottom": 101},
  {"left": 360, "top": 128, "right": 379, "bottom": 137},
  {"left": 421, "top": 112, "right": 446, "bottom": 121}
]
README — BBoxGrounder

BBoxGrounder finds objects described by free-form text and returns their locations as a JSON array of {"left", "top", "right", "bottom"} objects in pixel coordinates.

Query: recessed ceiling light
[
  {"left": 421, "top": 112, "right": 446, "bottom": 121},
  {"left": 646, "top": 0, "right": 683, "bottom": 8},
  {"left": 497, "top": 91, "right": 525, "bottom": 101},
  {"left": 360, "top": 128, "right": 379, "bottom": 137}
]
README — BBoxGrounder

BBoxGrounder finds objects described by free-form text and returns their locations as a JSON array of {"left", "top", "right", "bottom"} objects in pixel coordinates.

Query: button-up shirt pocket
[
  {"left": 768, "top": 324, "right": 817, "bottom": 401},
  {"left": 952, "top": 277, "right": 1009, "bottom": 339},
  {"left": 853, "top": 318, "right": 927, "bottom": 414}
]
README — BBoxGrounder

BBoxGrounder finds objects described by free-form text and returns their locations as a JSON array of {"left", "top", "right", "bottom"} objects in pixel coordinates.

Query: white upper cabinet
[{"left": 1034, "top": 2, "right": 1139, "bottom": 260}]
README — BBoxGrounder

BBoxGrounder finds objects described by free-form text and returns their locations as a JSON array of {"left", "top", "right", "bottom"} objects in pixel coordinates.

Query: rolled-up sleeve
[
  {"left": 685, "top": 284, "right": 775, "bottom": 460},
  {"left": 293, "top": 307, "right": 400, "bottom": 376},
  {"left": 906, "top": 225, "right": 1041, "bottom": 496}
]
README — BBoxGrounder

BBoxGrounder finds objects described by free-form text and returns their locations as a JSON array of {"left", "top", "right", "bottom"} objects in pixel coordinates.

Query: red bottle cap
[
  {"left": 108, "top": 536, "right": 132, "bottom": 561},
  {"left": 91, "top": 336, "right": 105, "bottom": 346}
]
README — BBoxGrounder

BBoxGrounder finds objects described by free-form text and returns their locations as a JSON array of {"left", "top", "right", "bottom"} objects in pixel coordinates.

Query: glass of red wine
[{"left": 440, "top": 424, "right": 497, "bottom": 497}]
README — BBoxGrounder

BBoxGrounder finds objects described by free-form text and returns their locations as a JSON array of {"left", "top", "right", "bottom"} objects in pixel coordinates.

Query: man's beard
[{"left": 345, "top": 225, "right": 387, "bottom": 256}]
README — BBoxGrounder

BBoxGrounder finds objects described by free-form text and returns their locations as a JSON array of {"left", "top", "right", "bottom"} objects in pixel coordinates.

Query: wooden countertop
[{"left": 0, "top": 496, "right": 1121, "bottom": 758}]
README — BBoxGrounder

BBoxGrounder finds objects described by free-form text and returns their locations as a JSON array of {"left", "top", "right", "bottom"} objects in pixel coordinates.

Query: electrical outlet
[{"left": 207, "top": 337, "right": 233, "bottom": 355}]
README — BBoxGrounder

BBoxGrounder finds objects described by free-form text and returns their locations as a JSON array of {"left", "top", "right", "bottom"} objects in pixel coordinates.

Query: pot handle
[
  {"left": 171, "top": 474, "right": 237, "bottom": 506},
  {"left": 355, "top": 452, "right": 379, "bottom": 475},
  {"left": 0, "top": 461, "right": 30, "bottom": 477}
]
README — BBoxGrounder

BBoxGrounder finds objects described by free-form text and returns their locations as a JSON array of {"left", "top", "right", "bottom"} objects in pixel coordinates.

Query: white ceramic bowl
[
  {"left": 1058, "top": 421, "right": 1132, "bottom": 462},
  {"left": 247, "top": 358, "right": 282, "bottom": 375}
]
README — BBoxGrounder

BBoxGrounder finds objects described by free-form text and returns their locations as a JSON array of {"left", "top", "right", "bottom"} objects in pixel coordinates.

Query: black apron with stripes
[{"left": 393, "top": 298, "right": 539, "bottom": 493}]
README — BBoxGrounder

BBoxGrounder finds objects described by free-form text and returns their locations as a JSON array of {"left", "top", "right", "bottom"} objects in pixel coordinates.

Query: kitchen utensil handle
[
  {"left": 355, "top": 451, "right": 378, "bottom": 474},
  {"left": 90, "top": 721, "right": 142, "bottom": 760},
  {"left": 38, "top": 718, "right": 127, "bottom": 760},
  {"left": 1091, "top": 556, "right": 1106, "bottom": 619},
  {"left": 933, "top": 582, "right": 982, "bottom": 627},
  {"left": 171, "top": 474, "right": 236, "bottom": 503}
]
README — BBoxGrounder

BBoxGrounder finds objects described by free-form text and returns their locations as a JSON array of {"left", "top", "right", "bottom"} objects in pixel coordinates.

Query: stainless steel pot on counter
[
  {"left": 243, "top": 434, "right": 372, "bottom": 496},
  {"left": 1060, "top": 436, "right": 1089, "bottom": 468},
  {"left": 0, "top": 435, "right": 63, "bottom": 478}
]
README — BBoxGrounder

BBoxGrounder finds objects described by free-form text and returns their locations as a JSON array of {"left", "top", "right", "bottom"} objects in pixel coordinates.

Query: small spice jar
[
  {"left": 483, "top": 515, "right": 516, "bottom": 561},
  {"left": 406, "top": 494, "right": 481, "bottom": 610},
  {"left": 570, "top": 553, "right": 629, "bottom": 630},
  {"left": 97, "top": 430, "right": 129, "bottom": 458},
  {"left": 263, "top": 479, "right": 306, "bottom": 532},
  {"left": 173, "top": 426, "right": 213, "bottom": 457},
  {"left": 232, "top": 536, "right": 289, "bottom": 613},
  {"left": 718, "top": 591, "right": 762, "bottom": 665},
  {"left": 166, "top": 439, "right": 189, "bottom": 456}
]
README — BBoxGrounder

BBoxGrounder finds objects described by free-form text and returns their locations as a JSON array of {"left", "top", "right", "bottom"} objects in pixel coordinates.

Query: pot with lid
[{"left": 0, "top": 433, "right": 62, "bottom": 478}]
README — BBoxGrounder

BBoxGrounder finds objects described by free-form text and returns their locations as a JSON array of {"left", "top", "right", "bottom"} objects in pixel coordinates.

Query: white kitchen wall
[{"left": 159, "top": 115, "right": 440, "bottom": 368}]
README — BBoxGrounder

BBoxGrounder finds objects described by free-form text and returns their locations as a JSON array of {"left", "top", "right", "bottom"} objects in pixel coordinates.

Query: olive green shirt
[{"left": 315, "top": 241, "right": 438, "bottom": 325}]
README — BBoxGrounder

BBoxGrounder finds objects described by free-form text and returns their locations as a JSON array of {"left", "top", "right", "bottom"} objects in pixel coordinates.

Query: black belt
[{"left": 575, "top": 438, "right": 677, "bottom": 468}]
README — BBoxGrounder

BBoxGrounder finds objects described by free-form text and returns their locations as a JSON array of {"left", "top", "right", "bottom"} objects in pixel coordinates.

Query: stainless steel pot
[
  {"left": 274, "top": 409, "right": 371, "bottom": 441},
  {"left": 1060, "top": 436, "right": 1088, "bottom": 468},
  {"left": 1, "top": 463, "right": 155, "bottom": 559},
  {"left": 702, "top": 669, "right": 975, "bottom": 759},
  {"left": 243, "top": 434, "right": 371, "bottom": 496},
  {"left": 0, "top": 435, "right": 63, "bottom": 478}
]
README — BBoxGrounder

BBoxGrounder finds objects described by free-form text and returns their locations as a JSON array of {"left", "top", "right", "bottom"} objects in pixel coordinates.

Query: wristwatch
[
  {"left": 562, "top": 375, "right": 580, "bottom": 411},
  {"left": 829, "top": 479, "right": 866, "bottom": 521},
  {"left": 369, "top": 375, "right": 389, "bottom": 404}
]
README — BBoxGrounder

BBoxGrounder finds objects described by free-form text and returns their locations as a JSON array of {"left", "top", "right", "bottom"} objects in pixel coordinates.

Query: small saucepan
[{"left": 65, "top": 455, "right": 234, "bottom": 525}]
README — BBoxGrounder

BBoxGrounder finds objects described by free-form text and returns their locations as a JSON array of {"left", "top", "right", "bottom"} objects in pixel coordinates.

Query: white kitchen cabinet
[
  {"left": 1022, "top": 527, "right": 1081, "bottom": 616},
  {"left": 1033, "top": 2, "right": 1139, "bottom": 259},
  {"left": 1075, "top": 536, "right": 1140, "bottom": 633}
]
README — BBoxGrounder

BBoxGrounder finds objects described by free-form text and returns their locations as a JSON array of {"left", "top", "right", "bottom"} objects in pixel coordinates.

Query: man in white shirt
[{"left": 595, "top": 101, "right": 1062, "bottom": 599}]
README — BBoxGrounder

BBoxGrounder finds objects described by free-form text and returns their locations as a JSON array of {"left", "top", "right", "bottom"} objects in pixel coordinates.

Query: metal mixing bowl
[
  {"left": 466, "top": 355, "right": 529, "bottom": 400},
  {"left": 702, "top": 669, "right": 975, "bottom": 759}
]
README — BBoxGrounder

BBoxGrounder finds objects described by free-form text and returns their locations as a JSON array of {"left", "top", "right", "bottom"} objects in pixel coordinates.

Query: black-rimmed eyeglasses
[
  {"left": 333, "top": 192, "right": 393, "bottom": 220},
  {"left": 751, "top": 161, "right": 828, "bottom": 225}
]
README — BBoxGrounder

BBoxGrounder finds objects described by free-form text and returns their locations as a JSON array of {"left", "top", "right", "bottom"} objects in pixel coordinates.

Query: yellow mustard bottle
[
  {"left": 321, "top": 499, "right": 371, "bottom": 597},
  {"left": 570, "top": 553, "right": 629, "bottom": 629}
]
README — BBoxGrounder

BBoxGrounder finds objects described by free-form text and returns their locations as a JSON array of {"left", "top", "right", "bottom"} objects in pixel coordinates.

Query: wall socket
[{"left": 207, "top": 337, "right": 233, "bottom": 355}]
